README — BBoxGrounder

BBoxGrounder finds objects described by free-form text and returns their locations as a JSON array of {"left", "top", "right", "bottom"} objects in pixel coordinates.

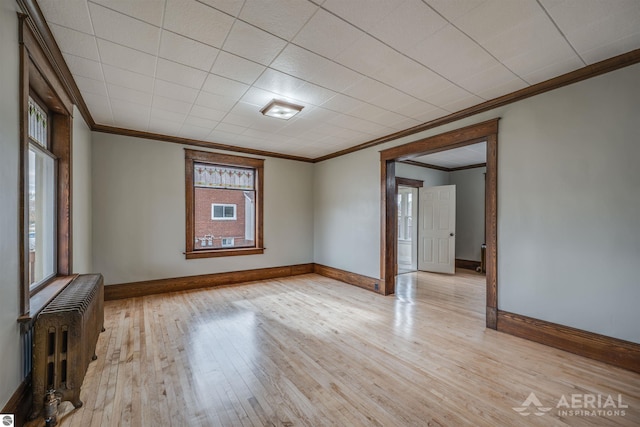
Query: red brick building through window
[{"left": 192, "top": 163, "right": 256, "bottom": 250}]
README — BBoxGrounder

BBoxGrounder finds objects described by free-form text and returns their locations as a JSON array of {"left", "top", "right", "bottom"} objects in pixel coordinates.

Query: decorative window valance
[{"left": 194, "top": 163, "right": 255, "bottom": 190}]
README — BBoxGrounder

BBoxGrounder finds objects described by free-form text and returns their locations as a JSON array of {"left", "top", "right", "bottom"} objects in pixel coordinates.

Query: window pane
[
  {"left": 29, "top": 147, "right": 55, "bottom": 287},
  {"left": 28, "top": 97, "right": 48, "bottom": 148},
  {"left": 196, "top": 188, "right": 255, "bottom": 249}
]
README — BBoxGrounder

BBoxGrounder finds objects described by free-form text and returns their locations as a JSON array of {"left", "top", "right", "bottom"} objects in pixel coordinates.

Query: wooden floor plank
[{"left": 26, "top": 271, "right": 640, "bottom": 426}]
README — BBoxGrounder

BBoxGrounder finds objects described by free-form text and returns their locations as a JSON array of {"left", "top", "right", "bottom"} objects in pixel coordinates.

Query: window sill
[
  {"left": 18, "top": 274, "right": 78, "bottom": 323},
  {"left": 185, "top": 247, "right": 264, "bottom": 259}
]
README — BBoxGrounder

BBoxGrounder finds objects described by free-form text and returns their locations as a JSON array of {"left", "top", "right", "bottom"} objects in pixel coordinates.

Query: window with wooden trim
[
  {"left": 19, "top": 16, "right": 74, "bottom": 317},
  {"left": 185, "top": 149, "right": 264, "bottom": 259},
  {"left": 27, "top": 95, "right": 56, "bottom": 291}
]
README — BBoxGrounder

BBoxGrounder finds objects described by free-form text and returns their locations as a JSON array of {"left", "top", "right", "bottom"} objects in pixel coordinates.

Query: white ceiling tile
[
  {"left": 440, "top": 93, "right": 483, "bottom": 112},
  {"left": 215, "top": 122, "right": 247, "bottom": 135},
  {"left": 202, "top": 74, "right": 249, "bottom": 99},
  {"left": 393, "top": 99, "right": 438, "bottom": 119},
  {"left": 347, "top": 103, "right": 387, "bottom": 121},
  {"left": 164, "top": 0, "right": 234, "bottom": 48},
  {"left": 409, "top": 25, "right": 498, "bottom": 84},
  {"left": 153, "top": 79, "right": 199, "bottom": 104},
  {"left": 293, "top": 9, "right": 364, "bottom": 59},
  {"left": 253, "top": 69, "right": 306, "bottom": 97},
  {"left": 320, "top": 94, "right": 366, "bottom": 114},
  {"left": 190, "top": 105, "right": 227, "bottom": 122},
  {"left": 295, "top": 106, "right": 339, "bottom": 123},
  {"left": 249, "top": 115, "right": 289, "bottom": 132},
  {"left": 152, "top": 95, "right": 193, "bottom": 114},
  {"left": 195, "top": 91, "right": 238, "bottom": 111},
  {"left": 518, "top": 56, "right": 584, "bottom": 85},
  {"left": 74, "top": 75, "right": 108, "bottom": 96},
  {"left": 159, "top": 30, "right": 219, "bottom": 71},
  {"left": 410, "top": 107, "right": 448, "bottom": 123},
  {"left": 239, "top": 0, "right": 318, "bottom": 40},
  {"left": 107, "top": 83, "right": 153, "bottom": 106},
  {"left": 334, "top": 35, "right": 400, "bottom": 76},
  {"left": 156, "top": 58, "right": 208, "bottom": 89},
  {"left": 89, "top": 3, "right": 161, "bottom": 55},
  {"left": 540, "top": 0, "right": 640, "bottom": 64},
  {"left": 82, "top": 92, "right": 113, "bottom": 124},
  {"left": 456, "top": 63, "right": 523, "bottom": 97},
  {"left": 475, "top": 76, "right": 528, "bottom": 101},
  {"left": 369, "top": 54, "right": 432, "bottom": 90},
  {"left": 211, "top": 52, "right": 266, "bottom": 85},
  {"left": 198, "top": 0, "right": 245, "bottom": 16},
  {"left": 221, "top": 113, "right": 254, "bottom": 128},
  {"left": 270, "top": 44, "right": 327, "bottom": 81},
  {"left": 343, "top": 77, "right": 389, "bottom": 103},
  {"left": 148, "top": 118, "right": 183, "bottom": 136},
  {"left": 179, "top": 123, "right": 214, "bottom": 140},
  {"left": 110, "top": 98, "right": 151, "bottom": 122},
  {"left": 102, "top": 64, "right": 155, "bottom": 92},
  {"left": 63, "top": 53, "right": 103, "bottom": 80},
  {"left": 150, "top": 108, "right": 187, "bottom": 124},
  {"left": 38, "top": 0, "right": 94, "bottom": 34},
  {"left": 426, "top": 0, "right": 487, "bottom": 21},
  {"left": 291, "top": 83, "right": 337, "bottom": 106},
  {"left": 424, "top": 83, "right": 475, "bottom": 110},
  {"left": 240, "top": 87, "right": 285, "bottom": 107},
  {"left": 91, "top": 0, "right": 165, "bottom": 26},
  {"left": 308, "top": 60, "right": 363, "bottom": 93},
  {"left": 223, "top": 21, "right": 287, "bottom": 65},
  {"left": 184, "top": 114, "right": 219, "bottom": 129},
  {"left": 369, "top": 0, "right": 447, "bottom": 53},
  {"left": 580, "top": 33, "right": 640, "bottom": 65},
  {"left": 369, "top": 87, "right": 417, "bottom": 111},
  {"left": 97, "top": 39, "right": 156, "bottom": 75},
  {"left": 322, "top": 0, "right": 405, "bottom": 33},
  {"left": 49, "top": 23, "right": 100, "bottom": 61}
]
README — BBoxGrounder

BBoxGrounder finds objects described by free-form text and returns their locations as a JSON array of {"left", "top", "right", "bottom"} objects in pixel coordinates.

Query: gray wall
[
  {"left": 396, "top": 162, "right": 449, "bottom": 187},
  {"left": 72, "top": 106, "right": 93, "bottom": 273},
  {"left": 450, "top": 167, "right": 486, "bottom": 262},
  {"left": 0, "top": 1, "right": 23, "bottom": 408},
  {"left": 314, "top": 63, "right": 640, "bottom": 344},
  {"left": 92, "top": 133, "right": 314, "bottom": 285}
]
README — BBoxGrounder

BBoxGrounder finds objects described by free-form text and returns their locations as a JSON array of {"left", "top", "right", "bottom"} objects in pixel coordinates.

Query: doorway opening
[{"left": 380, "top": 119, "right": 499, "bottom": 329}]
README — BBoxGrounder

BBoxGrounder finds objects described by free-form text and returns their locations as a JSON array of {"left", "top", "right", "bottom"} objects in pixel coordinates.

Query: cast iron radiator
[{"left": 30, "top": 274, "right": 104, "bottom": 420}]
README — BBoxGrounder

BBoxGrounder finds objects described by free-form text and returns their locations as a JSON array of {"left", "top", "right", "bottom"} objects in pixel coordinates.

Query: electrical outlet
[{"left": 374, "top": 282, "right": 379, "bottom": 291}]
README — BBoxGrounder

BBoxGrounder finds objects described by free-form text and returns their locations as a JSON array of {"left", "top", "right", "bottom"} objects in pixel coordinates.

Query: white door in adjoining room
[{"left": 418, "top": 185, "right": 456, "bottom": 274}]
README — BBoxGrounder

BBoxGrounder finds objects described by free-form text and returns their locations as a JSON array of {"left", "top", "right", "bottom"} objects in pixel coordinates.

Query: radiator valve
[{"left": 44, "top": 389, "right": 61, "bottom": 427}]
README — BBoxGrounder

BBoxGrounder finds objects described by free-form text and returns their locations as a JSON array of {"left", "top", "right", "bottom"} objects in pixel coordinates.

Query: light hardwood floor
[{"left": 30, "top": 270, "right": 639, "bottom": 426}]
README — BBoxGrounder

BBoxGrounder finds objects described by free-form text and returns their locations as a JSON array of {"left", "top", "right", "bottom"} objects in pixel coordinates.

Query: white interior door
[{"left": 418, "top": 185, "right": 456, "bottom": 274}]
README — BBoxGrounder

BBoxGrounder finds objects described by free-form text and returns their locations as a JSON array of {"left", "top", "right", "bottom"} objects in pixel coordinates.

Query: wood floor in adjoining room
[{"left": 34, "top": 271, "right": 639, "bottom": 426}]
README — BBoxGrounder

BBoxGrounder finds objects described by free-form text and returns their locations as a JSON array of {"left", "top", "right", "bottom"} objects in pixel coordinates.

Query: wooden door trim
[{"left": 380, "top": 119, "right": 499, "bottom": 329}]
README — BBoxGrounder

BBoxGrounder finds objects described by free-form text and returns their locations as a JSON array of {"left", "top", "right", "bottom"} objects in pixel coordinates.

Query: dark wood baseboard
[
  {"left": 1, "top": 375, "right": 31, "bottom": 427},
  {"left": 455, "top": 259, "right": 481, "bottom": 271},
  {"left": 313, "top": 264, "right": 382, "bottom": 293},
  {"left": 497, "top": 310, "right": 640, "bottom": 374},
  {"left": 104, "top": 263, "right": 314, "bottom": 300}
]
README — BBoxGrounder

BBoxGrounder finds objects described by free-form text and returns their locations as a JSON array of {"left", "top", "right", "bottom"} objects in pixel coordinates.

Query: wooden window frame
[
  {"left": 185, "top": 149, "right": 264, "bottom": 259},
  {"left": 18, "top": 15, "right": 74, "bottom": 319}
]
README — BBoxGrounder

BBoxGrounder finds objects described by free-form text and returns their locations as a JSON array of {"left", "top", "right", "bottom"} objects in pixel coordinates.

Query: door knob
[{"left": 450, "top": 233, "right": 455, "bottom": 237}]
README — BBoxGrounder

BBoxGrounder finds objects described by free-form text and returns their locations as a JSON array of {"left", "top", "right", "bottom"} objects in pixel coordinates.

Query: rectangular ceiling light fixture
[{"left": 260, "top": 99, "right": 304, "bottom": 120}]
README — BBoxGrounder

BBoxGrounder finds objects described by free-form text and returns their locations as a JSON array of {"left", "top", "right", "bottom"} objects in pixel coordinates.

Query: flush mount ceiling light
[{"left": 260, "top": 99, "right": 304, "bottom": 120}]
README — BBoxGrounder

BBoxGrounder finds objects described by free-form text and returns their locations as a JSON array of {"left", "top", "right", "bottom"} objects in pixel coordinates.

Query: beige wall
[
  {"left": 313, "top": 63, "right": 640, "bottom": 344},
  {"left": 91, "top": 133, "right": 314, "bottom": 285}
]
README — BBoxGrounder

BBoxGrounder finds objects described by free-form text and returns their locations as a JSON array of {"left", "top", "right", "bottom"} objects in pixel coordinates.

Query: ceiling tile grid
[{"left": 35, "top": 0, "right": 640, "bottom": 159}]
